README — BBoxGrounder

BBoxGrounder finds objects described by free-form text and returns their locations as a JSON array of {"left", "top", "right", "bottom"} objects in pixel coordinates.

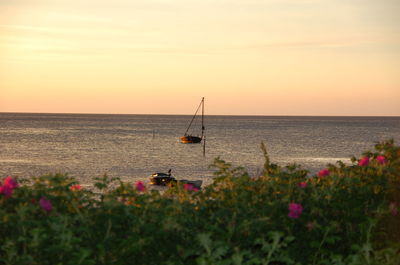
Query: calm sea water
[{"left": 1, "top": 113, "right": 399, "bottom": 186}]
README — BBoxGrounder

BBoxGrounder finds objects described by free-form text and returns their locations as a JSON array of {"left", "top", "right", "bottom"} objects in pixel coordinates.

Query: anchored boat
[
  {"left": 148, "top": 169, "right": 202, "bottom": 189},
  {"left": 180, "top": 97, "right": 205, "bottom": 144},
  {"left": 149, "top": 172, "right": 176, "bottom": 186}
]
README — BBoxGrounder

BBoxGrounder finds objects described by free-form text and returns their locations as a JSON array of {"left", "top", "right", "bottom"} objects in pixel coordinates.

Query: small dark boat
[
  {"left": 180, "top": 97, "right": 205, "bottom": 144},
  {"left": 149, "top": 169, "right": 176, "bottom": 186},
  {"left": 148, "top": 169, "right": 203, "bottom": 189}
]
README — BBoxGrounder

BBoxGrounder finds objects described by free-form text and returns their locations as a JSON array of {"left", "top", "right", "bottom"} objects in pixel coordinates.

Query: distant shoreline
[{"left": 1, "top": 112, "right": 399, "bottom": 118}]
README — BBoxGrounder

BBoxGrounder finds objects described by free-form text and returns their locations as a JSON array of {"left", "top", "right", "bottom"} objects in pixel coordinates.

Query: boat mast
[
  {"left": 184, "top": 98, "right": 204, "bottom": 136},
  {"left": 201, "top": 97, "right": 204, "bottom": 139},
  {"left": 202, "top": 97, "right": 205, "bottom": 156}
]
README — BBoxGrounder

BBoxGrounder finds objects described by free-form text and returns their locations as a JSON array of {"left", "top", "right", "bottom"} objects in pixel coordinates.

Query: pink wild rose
[
  {"left": 3, "top": 176, "right": 18, "bottom": 189},
  {"left": 288, "top": 203, "right": 303, "bottom": 219},
  {"left": 376, "top": 155, "right": 387, "bottom": 165},
  {"left": 183, "top": 183, "right": 199, "bottom": 192},
  {"left": 297, "top": 182, "right": 308, "bottom": 188},
  {"left": 70, "top": 184, "right": 81, "bottom": 191},
  {"left": 135, "top": 181, "right": 146, "bottom": 192},
  {"left": 358, "top": 156, "right": 369, "bottom": 166},
  {"left": 39, "top": 197, "right": 53, "bottom": 213},
  {"left": 318, "top": 169, "right": 330, "bottom": 177},
  {"left": 0, "top": 185, "right": 13, "bottom": 198},
  {"left": 0, "top": 176, "right": 18, "bottom": 197}
]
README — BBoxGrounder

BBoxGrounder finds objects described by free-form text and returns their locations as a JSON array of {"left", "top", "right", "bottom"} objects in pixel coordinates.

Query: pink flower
[
  {"left": 0, "top": 176, "right": 18, "bottom": 198},
  {"left": 318, "top": 169, "right": 330, "bottom": 177},
  {"left": 39, "top": 197, "right": 53, "bottom": 213},
  {"left": 3, "top": 176, "right": 18, "bottom": 189},
  {"left": 70, "top": 184, "right": 82, "bottom": 191},
  {"left": 288, "top": 203, "right": 303, "bottom": 219},
  {"left": 376, "top": 155, "right": 387, "bottom": 165},
  {"left": 135, "top": 181, "right": 146, "bottom": 192},
  {"left": 358, "top": 156, "right": 369, "bottom": 166},
  {"left": 389, "top": 202, "right": 398, "bottom": 216},
  {"left": 0, "top": 185, "right": 13, "bottom": 198},
  {"left": 297, "top": 182, "right": 308, "bottom": 188},
  {"left": 183, "top": 183, "right": 199, "bottom": 192}
]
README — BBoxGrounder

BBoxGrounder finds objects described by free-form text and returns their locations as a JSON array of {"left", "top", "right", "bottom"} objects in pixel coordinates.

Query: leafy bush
[{"left": 1, "top": 140, "right": 399, "bottom": 265}]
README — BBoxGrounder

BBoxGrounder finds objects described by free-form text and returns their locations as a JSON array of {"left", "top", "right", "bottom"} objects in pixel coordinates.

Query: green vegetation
[{"left": 1, "top": 140, "right": 400, "bottom": 265}]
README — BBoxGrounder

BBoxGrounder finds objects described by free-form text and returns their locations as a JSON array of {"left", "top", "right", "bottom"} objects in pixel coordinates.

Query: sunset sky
[{"left": 1, "top": 0, "right": 399, "bottom": 115}]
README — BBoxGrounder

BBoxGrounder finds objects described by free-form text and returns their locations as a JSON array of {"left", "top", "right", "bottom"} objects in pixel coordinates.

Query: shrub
[{"left": 0, "top": 140, "right": 399, "bottom": 264}]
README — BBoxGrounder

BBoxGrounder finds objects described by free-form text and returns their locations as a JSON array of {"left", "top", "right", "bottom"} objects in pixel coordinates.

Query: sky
[{"left": 1, "top": 0, "right": 399, "bottom": 116}]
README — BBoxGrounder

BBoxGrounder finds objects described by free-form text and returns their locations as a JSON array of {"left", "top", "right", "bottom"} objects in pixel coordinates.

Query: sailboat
[{"left": 180, "top": 97, "right": 205, "bottom": 144}]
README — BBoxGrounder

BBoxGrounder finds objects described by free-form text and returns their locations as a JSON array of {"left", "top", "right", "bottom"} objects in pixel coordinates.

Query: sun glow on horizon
[{"left": 1, "top": 0, "right": 399, "bottom": 115}]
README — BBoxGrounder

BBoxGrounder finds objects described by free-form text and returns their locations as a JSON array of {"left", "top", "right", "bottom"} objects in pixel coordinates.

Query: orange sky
[{"left": 1, "top": 0, "right": 399, "bottom": 115}]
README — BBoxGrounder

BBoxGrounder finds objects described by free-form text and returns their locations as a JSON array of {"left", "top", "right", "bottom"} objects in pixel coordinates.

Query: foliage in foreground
[{"left": 1, "top": 140, "right": 400, "bottom": 265}]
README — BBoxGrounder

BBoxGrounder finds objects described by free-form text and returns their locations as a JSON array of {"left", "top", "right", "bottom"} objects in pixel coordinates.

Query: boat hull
[
  {"left": 149, "top": 173, "right": 177, "bottom": 186},
  {"left": 180, "top": 135, "right": 202, "bottom": 144}
]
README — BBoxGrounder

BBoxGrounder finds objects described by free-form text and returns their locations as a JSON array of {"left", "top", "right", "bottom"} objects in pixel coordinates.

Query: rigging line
[
  {"left": 184, "top": 98, "right": 203, "bottom": 136},
  {"left": 189, "top": 115, "right": 200, "bottom": 135}
]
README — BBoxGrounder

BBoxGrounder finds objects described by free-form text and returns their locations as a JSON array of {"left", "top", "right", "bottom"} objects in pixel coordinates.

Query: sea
[{"left": 1, "top": 113, "right": 399, "bottom": 186}]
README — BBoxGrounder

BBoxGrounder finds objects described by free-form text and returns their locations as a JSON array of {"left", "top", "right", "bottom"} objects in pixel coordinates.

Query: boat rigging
[{"left": 180, "top": 97, "right": 205, "bottom": 144}]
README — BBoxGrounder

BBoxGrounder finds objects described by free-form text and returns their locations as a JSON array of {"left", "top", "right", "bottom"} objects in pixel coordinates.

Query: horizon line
[{"left": 1, "top": 111, "right": 399, "bottom": 118}]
